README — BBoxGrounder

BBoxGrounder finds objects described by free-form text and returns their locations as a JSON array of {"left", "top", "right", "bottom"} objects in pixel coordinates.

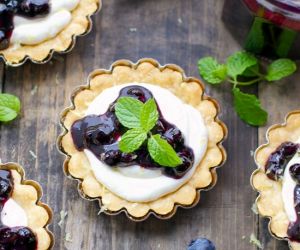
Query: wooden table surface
[{"left": 0, "top": 0, "right": 299, "bottom": 249}]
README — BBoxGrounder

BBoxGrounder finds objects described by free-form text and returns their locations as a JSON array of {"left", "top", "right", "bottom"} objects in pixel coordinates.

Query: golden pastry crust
[
  {"left": 252, "top": 110, "right": 300, "bottom": 250},
  {"left": 58, "top": 58, "right": 227, "bottom": 221},
  {"left": 0, "top": 0, "right": 101, "bottom": 66},
  {"left": 0, "top": 162, "right": 54, "bottom": 250}
]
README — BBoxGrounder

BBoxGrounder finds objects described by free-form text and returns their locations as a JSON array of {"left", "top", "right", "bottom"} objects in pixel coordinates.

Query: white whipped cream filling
[
  {"left": 84, "top": 83, "right": 208, "bottom": 202},
  {"left": 258, "top": 0, "right": 300, "bottom": 20},
  {"left": 282, "top": 138, "right": 300, "bottom": 222},
  {"left": 1, "top": 198, "right": 28, "bottom": 227},
  {"left": 11, "top": 0, "right": 80, "bottom": 45}
]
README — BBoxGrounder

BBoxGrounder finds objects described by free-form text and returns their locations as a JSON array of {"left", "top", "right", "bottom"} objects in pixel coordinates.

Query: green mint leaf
[
  {"left": 265, "top": 58, "right": 297, "bottom": 81},
  {"left": 198, "top": 57, "right": 227, "bottom": 84},
  {"left": 0, "top": 93, "right": 21, "bottom": 122},
  {"left": 227, "top": 51, "right": 258, "bottom": 79},
  {"left": 148, "top": 134, "right": 182, "bottom": 167},
  {"left": 233, "top": 87, "right": 267, "bottom": 126},
  {"left": 140, "top": 98, "right": 159, "bottom": 132},
  {"left": 119, "top": 128, "right": 147, "bottom": 153},
  {"left": 115, "top": 97, "right": 143, "bottom": 128},
  {"left": 241, "top": 64, "right": 260, "bottom": 78}
]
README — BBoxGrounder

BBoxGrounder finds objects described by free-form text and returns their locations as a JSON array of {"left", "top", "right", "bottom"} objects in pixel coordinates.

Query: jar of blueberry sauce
[{"left": 242, "top": 0, "right": 300, "bottom": 58}]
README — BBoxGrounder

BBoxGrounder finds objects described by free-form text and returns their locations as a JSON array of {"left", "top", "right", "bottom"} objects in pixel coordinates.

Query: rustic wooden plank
[
  {"left": 258, "top": 64, "right": 300, "bottom": 250},
  {"left": 0, "top": 0, "right": 259, "bottom": 249}
]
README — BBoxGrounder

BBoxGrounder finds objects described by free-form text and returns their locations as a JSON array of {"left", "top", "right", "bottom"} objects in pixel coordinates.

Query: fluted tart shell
[
  {"left": 0, "top": 162, "right": 54, "bottom": 250},
  {"left": 252, "top": 110, "right": 300, "bottom": 250},
  {"left": 0, "top": 0, "right": 101, "bottom": 66},
  {"left": 58, "top": 58, "right": 227, "bottom": 221}
]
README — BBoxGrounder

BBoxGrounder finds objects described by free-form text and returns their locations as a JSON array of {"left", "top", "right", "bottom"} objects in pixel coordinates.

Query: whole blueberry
[
  {"left": 187, "top": 238, "right": 216, "bottom": 250},
  {"left": 290, "top": 163, "right": 300, "bottom": 183}
]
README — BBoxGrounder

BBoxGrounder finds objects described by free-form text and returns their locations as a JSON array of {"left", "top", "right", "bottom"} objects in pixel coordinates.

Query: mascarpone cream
[
  {"left": 1, "top": 198, "right": 28, "bottom": 227},
  {"left": 11, "top": 0, "right": 80, "bottom": 45}
]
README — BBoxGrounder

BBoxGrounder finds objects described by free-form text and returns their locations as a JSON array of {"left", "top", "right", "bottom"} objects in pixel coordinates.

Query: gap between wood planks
[{"left": 0, "top": 62, "right": 4, "bottom": 92}]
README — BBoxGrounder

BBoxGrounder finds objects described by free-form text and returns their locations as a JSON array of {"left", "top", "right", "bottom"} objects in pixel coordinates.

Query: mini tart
[
  {"left": 0, "top": 162, "right": 54, "bottom": 249},
  {"left": 58, "top": 58, "right": 227, "bottom": 221},
  {"left": 252, "top": 110, "right": 300, "bottom": 250},
  {"left": 0, "top": 0, "right": 101, "bottom": 66}
]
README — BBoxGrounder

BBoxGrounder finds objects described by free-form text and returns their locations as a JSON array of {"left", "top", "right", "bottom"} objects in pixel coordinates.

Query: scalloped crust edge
[
  {"left": 57, "top": 58, "right": 228, "bottom": 221},
  {"left": 251, "top": 110, "right": 300, "bottom": 250},
  {"left": 0, "top": 162, "right": 54, "bottom": 250},
  {"left": 0, "top": 0, "right": 101, "bottom": 67}
]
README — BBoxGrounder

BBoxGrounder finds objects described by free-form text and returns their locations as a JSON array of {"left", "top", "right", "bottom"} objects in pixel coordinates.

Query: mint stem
[{"left": 228, "top": 77, "right": 263, "bottom": 86}]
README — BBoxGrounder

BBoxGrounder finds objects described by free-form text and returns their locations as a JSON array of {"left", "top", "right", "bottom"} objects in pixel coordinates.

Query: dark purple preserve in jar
[{"left": 222, "top": 0, "right": 300, "bottom": 59}]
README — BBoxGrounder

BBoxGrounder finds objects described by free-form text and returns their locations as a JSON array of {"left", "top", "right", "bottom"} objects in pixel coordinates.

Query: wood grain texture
[{"left": 1, "top": 0, "right": 295, "bottom": 249}]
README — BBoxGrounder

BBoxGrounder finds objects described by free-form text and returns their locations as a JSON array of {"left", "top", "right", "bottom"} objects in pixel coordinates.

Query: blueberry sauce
[
  {"left": 265, "top": 142, "right": 299, "bottom": 181},
  {"left": 0, "top": 0, "right": 50, "bottom": 50},
  {"left": 265, "top": 141, "right": 300, "bottom": 242},
  {"left": 0, "top": 169, "right": 37, "bottom": 249},
  {"left": 71, "top": 85, "right": 195, "bottom": 179}
]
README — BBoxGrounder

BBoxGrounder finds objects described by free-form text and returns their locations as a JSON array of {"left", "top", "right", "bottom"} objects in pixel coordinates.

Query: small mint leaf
[
  {"left": 233, "top": 87, "right": 267, "bottom": 126},
  {"left": 0, "top": 93, "right": 21, "bottom": 122},
  {"left": 140, "top": 98, "right": 159, "bottom": 132},
  {"left": 265, "top": 58, "right": 297, "bottom": 81},
  {"left": 148, "top": 134, "right": 182, "bottom": 167},
  {"left": 115, "top": 97, "right": 143, "bottom": 128},
  {"left": 198, "top": 57, "right": 227, "bottom": 84},
  {"left": 119, "top": 128, "right": 147, "bottom": 153},
  {"left": 227, "top": 51, "right": 258, "bottom": 79}
]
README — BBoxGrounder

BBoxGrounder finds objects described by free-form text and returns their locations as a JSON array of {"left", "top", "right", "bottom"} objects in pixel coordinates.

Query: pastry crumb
[
  {"left": 58, "top": 210, "right": 68, "bottom": 228},
  {"left": 65, "top": 232, "right": 72, "bottom": 242},
  {"left": 129, "top": 28, "right": 137, "bottom": 32},
  {"left": 55, "top": 74, "right": 60, "bottom": 85},
  {"left": 31, "top": 85, "right": 38, "bottom": 95},
  {"left": 178, "top": 18, "right": 183, "bottom": 24},
  {"left": 251, "top": 203, "right": 258, "bottom": 215},
  {"left": 250, "top": 150, "right": 254, "bottom": 156},
  {"left": 249, "top": 233, "right": 263, "bottom": 249},
  {"left": 242, "top": 235, "right": 246, "bottom": 240},
  {"left": 29, "top": 150, "right": 37, "bottom": 159}
]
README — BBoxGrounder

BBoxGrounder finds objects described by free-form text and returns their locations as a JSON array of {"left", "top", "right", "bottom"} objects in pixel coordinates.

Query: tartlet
[
  {"left": 252, "top": 110, "right": 300, "bottom": 249},
  {"left": 0, "top": 162, "right": 53, "bottom": 249},
  {"left": 0, "top": 0, "right": 101, "bottom": 67},
  {"left": 58, "top": 58, "right": 227, "bottom": 221}
]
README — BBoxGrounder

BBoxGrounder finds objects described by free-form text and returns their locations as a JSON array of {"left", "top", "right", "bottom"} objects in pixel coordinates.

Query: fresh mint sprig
[
  {"left": 115, "top": 97, "right": 182, "bottom": 167},
  {"left": 0, "top": 93, "right": 21, "bottom": 122},
  {"left": 198, "top": 51, "right": 297, "bottom": 126}
]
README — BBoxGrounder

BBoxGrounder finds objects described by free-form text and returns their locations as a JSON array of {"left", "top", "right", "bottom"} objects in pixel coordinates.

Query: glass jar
[{"left": 243, "top": 0, "right": 300, "bottom": 58}]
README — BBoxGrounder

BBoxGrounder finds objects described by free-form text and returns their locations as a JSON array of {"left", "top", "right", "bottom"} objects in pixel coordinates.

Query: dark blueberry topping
[
  {"left": 0, "top": 170, "right": 12, "bottom": 205},
  {"left": 287, "top": 185, "right": 300, "bottom": 242},
  {"left": 71, "top": 85, "right": 195, "bottom": 179},
  {"left": 162, "top": 126, "right": 183, "bottom": 148},
  {"left": 290, "top": 163, "right": 300, "bottom": 184},
  {"left": 187, "top": 238, "right": 216, "bottom": 250},
  {"left": 265, "top": 142, "right": 300, "bottom": 243},
  {"left": 118, "top": 85, "right": 153, "bottom": 103},
  {"left": 0, "top": 0, "right": 50, "bottom": 50},
  {"left": 163, "top": 148, "right": 194, "bottom": 179},
  {"left": 18, "top": 0, "right": 49, "bottom": 17},
  {"left": 0, "top": 227, "right": 37, "bottom": 249},
  {"left": 265, "top": 142, "right": 299, "bottom": 181},
  {"left": 0, "top": 170, "right": 37, "bottom": 250}
]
